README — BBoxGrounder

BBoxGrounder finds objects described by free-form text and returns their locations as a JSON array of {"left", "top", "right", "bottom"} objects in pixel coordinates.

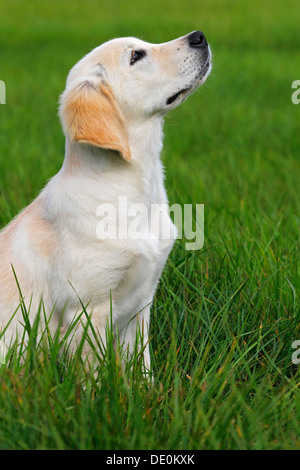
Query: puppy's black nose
[{"left": 187, "top": 30, "right": 207, "bottom": 48}]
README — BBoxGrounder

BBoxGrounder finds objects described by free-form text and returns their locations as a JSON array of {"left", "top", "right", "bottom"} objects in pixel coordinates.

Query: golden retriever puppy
[{"left": 0, "top": 31, "right": 211, "bottom": 370}]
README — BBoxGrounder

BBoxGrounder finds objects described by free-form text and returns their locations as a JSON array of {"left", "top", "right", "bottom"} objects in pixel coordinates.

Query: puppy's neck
[
  {"left": 127, "top": 114, "right": 164, "bottom": 164},
  {"left": 62, "top": 114, "right": 165, "bottom": 177}
]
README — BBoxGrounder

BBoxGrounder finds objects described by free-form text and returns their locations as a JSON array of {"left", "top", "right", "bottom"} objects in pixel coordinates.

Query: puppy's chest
[{"left": 114, "top": 213, "right": 177, "bottom": 314}]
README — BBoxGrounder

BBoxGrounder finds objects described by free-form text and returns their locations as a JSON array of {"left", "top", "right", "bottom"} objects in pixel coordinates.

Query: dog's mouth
[
  {"left": 166, "top": 87, "right": 191, "bottom": 105},
  {"left": 166, "top": 52, "right": 211, "bottom": 106}
]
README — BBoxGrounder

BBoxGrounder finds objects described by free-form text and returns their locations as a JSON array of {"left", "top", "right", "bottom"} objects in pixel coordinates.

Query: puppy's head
[{"left": 59, "top": 31, "right": 212, "bottom": 160}]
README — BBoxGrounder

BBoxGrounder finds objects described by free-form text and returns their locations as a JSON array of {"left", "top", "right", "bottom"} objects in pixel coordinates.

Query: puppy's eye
[{"left": 130, "top": 50, "right": 146, "bottom": 65}]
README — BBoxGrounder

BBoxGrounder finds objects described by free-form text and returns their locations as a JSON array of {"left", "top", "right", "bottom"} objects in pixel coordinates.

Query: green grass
[{"left": 0, "top": 0, "right": 300, "bottom": 450}]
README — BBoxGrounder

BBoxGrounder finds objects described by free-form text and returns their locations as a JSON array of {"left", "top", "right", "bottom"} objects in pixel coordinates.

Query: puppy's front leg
[
  {"left": 61, "top": 305, "right": 109, "bottom": 367},
  {"left": 118, "top": 307, "right": 151, "bottom": 378}
]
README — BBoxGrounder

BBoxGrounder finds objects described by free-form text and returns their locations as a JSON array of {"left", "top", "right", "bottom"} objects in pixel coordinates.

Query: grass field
[{"left": 0, "top": 0, "right": 300, "bottom": 450}]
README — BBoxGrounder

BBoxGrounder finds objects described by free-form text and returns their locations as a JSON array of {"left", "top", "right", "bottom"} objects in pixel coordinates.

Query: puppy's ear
[{"left": 60, "top": 81, "right": 131, "bottom": 161}]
